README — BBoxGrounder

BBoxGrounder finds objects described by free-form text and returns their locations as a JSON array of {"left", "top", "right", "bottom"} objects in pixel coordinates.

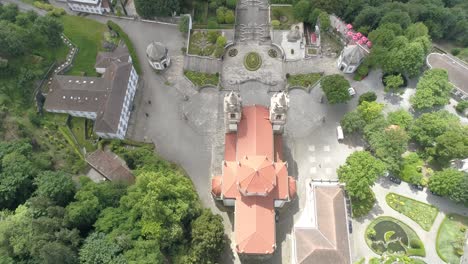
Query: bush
[
  {"left": 367, "top": 227, "right": 377, "bottom": 239},
  {"left": 359, "top": 92, "right": 377, "bottom": 105},
  {"left": 384, "top": 74, "right": 404, "bottom": 91},
  {"left": 207, "top": 18, "right": 218, "bottom": 29},
  {"left": 179, "top": 15, "right": 190, "bottom": 33},
  {"left": 451, "top": 48, "right": 461, "bottom": 56},
  {"left": 321, "top": 74, "right": 351, "bottom": 104},
  {"left": 226, "top": 0, "right": 237, "bottom": 9},
  {"left": 455, "top": 101, "right": 468, "bottom": 113},
  {"left": 216, "top": 7, "right": 227, "bottom": 24},
  {"left": 271, "top": 20, "right": 280, "bottom": 27},
  {"left": 207, "top": 31, "right": 220, "bottom": 44},
  {"left": 216, "top": 36, "right": 227, "bottom": 48},
  {"left": 224, "top": 10, "right": 235, "bottom": 24},
  {"left": 410, "top": 239, "right": 423, "bottom": 249},
  {"left": 106, "top": 20, "right": 141, "bottom": 74}
]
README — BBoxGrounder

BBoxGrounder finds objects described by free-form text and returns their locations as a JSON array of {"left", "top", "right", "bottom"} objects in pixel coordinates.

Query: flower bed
[
  {"left": 243, "top": 52, "right": 262, "bottom": 71},
  {"left": 386, "top": 193, "right": 438, "bottom": 231},
  {"left": 365, "top": 216, "right": 425, "bottom": 257},
  {"left": 184, "top": 71, "right": 219, "bottom": 87}
]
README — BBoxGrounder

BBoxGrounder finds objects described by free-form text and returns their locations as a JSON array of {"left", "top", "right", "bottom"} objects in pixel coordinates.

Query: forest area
[{"left": 0, "top": 5, "right": 225, "bottom": 264}]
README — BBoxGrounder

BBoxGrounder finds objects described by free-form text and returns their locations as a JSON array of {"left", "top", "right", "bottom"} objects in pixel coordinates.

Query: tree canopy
[
  {"left": 338, "top": 151, "right": 386, "bottom": 200},
  {"left": 320, "top": 74, "right": 351, "bottom": 104},
  {"left": 410, "top": 69, "right": 453, "bottom": 110},
  {"left": 429, "top": 169, "right": 468, "bottom": 204}
]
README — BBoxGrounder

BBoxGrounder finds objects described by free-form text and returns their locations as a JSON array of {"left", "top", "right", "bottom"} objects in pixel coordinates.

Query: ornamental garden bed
[
  {"left": 386, "top": 193, "right": 439, "bottom": 231},
  {"left": 270, "top": 6, "right": 297, "bottom": 30},
  {"left": 436, "top": 214, "right": 468, "bottom": 264},
  {"left": 365, "top": 216, "right": 425, "bottom": 257},
  {"left": 184, "top": 71, "right": 219, "bottom": 87},
  {"left": 188, "top": 31, "right": 222, "bottom": 57},
  {"left": 243, "top": 52, "right": 262, "bottom": 71},
  {"left": 287, "top": 73, "right": 322, "bottom": 88}
]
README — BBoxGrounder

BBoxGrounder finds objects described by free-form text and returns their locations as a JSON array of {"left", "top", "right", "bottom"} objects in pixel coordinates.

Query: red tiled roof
[
  {"left": 235, "top": 195, "right": 276, "bottom": 254},
  {"left": 211, "top": 176, "right": 222, "bottom": 197},
  {"left": 236, "top": 106, "right": 273, "bottom": 160},
  {"left": 211, "top": 105, "right": 297, "bottom": 255},
  {"left": 236, "top": 155, "right": 276, "bottom": 195}
]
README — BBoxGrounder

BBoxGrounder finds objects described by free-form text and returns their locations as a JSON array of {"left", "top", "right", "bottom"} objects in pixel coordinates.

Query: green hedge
[{"left": 106, "top": 20, "right": 142, "bottom": 75}]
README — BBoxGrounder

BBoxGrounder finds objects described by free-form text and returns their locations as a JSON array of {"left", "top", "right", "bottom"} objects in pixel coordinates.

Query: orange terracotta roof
[
  {"left": 274, "top": 134, "right": 283, "bottom": 161},
  {"left": 236, "top": 106, "right": 273, "bottom": 160},
  {"left": 225, "top": 133, "right": 237, "bottom": 161},
  {"left": 211, "top": 176, "right": 222, "bottom": 197},
  {"left": 236, "top": 155, "right": 276, "bottom": 195},
  {"left": 288, "top": 177, "right": 297, "bottom": 199},
  {"left": 235, "top": 195, "right": 276, "bottom": 254},
  {"left": 212, "top": 105, "right": 295, "bottom": 255}
]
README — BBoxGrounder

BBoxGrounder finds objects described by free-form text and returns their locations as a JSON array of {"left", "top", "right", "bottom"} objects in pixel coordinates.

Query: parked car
[
  {"left": 389, "top": 176, "right": 401, "bottom": 184},
  {"left": 275, "top": 210, "right": 279, "bottom": 223},
  {"left": 348, "top": 220, "right": 353, "bottom": 233},
  {"left": 412, "top": 184, "right": 424, "bottom": 191},
  {"left": 336, "top": 126, "right": 344, "bottom": 141},
  {"left": 430, "top": 190, "right": 441, "bottom": 196},
  {"left": 348, "top": 87, "right": 356, "bottom": 96}
]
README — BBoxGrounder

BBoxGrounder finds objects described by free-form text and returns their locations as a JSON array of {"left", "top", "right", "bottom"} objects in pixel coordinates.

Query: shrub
[
  {"left": 359, "top": 92, "right": 377, "bottom": 105},
  {"left": 384, "top": 74, "right": 404, "bottom": 91},
  {"left": 216, "top": 7, "right": 227, "bottom": 24},
  {"left": 354, "top": 62, "right": 370, "bottom": 80},
  {"left": 224, "top": 10, "right": 235, "bottom": 24},
  {"left": 455, "top": 101, "right": 468, "bottom": 113},
  {"left": 179, "top": 15, "right": 190, "bottom": 33},
  {"left": 226, "top": 0, "right": 237, "bottom": 9},
  {"left": 367, "top": 227, "right": 377, "bottom": 239},
  {"left": 410, "top": 239, "right": 423, "bottom": 249},
  {"left": 216, "top": 36, "right": 227, "bottom": 47},
  {"left": 207, "top": 18, "right": 218, "bottom": 29},
  {"left": 214, "top": 47, "right": 224, "bottom": 58},
  {"left": 451, "top": 48, "right": 461, "bottom": 56},
  {"left": 271, "top": 20, "right": 280, "bottom": 27},
  {"left": 207, "top": 31, "right": 220, "bottom": 44},
  {"left": 106, "top": 21, "right": 141, "bottom": 74}
]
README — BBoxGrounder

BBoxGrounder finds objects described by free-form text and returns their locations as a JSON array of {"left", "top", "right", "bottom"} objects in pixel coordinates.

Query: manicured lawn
[
  {"left": 436, "top": 214, "right": 468, "bottom": 264},
  {"left": 271, "top": 6, "right": 297, "bottom": 30},
  {"left": 243, "top": 52, "right": 262, "bottom": 71},
  {"left": 69, "top": 117, "right": 97, "bottom": 153},
  {"left": 184, "top": 71, "right": 219, "bottom": 87},
  {"left": 386, "top": 193, "right": 439, "bottom": 231},
  {"left": 60, "top": 15, "right": 107, "bottom": 76},
  {"left": 287, "top": 73, "right": 322, "bottom": 88},
  {"left": 365, "top": 216, "right": 425, "bottom": 257}
]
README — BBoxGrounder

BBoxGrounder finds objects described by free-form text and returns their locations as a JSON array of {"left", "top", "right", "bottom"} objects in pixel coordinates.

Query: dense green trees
[
  {"left": 409, "top": 110, "right": 459, "bottom": 148},
  {"left": 387, "top": 110, "right": 413, "bottom": 130},
  {"left": 410, "top": 69, "right": 453, "bottom": 110},
  {"left": 135, "top": 0, "right": 180, "bottom": 18},
  {"left": 320, "top": 74, "right": 351, "bottom": 104},
  {"left": 429, "top": 169, "right": 468, "bottom": 204},
  {"left": 34, "top": 171, "right": 75, "bottom": 206}
]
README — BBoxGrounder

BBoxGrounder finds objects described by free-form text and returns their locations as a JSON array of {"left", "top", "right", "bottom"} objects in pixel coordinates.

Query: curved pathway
[{"left": 352, "top": 177, "right": 468, "bottom": 264}]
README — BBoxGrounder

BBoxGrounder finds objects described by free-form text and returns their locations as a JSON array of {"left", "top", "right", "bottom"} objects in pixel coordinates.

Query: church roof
[{"left": 236, "top": 155, "right": 277, "bottom": 196}]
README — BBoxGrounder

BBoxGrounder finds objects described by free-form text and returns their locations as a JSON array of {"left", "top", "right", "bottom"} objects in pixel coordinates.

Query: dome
[{"left": 146, "top": 42, "right": 168, "bottom": 61}]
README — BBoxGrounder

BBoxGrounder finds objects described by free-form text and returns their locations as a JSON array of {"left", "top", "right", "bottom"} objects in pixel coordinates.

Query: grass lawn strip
[
  {"left": 184, "top": 71, "right": 219, "bottom": 87},
  {"left": 60, "top": 15, "right": 107, "bottom": 76},
  {"left": 287, "top": 73, "right": 322, "bottom": 88},
  {"left": 436, "top": 214, "right": 468, "bottom": 264},
  {"left": 69, "top": 117, "right": 96, "bottom": 153},
  {"left": 386, "top": 193, "right": 439, "bottom": 231},
  {"left": 365, "top": 216, "right": 425, "bottom": 257}
]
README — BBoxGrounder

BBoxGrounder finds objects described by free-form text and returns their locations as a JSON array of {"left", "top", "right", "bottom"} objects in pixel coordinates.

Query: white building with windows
[
  {"left": 44, "top": 44, "right": 138, "bottom": 139},
  {"left": 146, "top": 42, "right": 171, "bottom": 70},
  {"left": 337, "top": 44, "right": 367, "bottom": 73},
  {"left": 67, "top": 0, "right": 110, "bottom": 15}
]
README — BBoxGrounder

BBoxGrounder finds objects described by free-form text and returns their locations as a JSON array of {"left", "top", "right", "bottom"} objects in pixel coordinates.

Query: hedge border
[{"left": 106, "top": 20, "right": 142, "bottom": 75}]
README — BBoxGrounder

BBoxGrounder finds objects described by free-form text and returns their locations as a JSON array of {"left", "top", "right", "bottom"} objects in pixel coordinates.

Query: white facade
[
  {"left": 148, "top": 57, "right": 171, "bottom": 70},
  {"left": 95, "top": 66, "right": 138, "bottom": 140},
  {"left": 67, "top": 0, "right": 109, "bottom": 15},
  {"left": 337, "top": 53, "right": 356, "bottom": 73}
]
